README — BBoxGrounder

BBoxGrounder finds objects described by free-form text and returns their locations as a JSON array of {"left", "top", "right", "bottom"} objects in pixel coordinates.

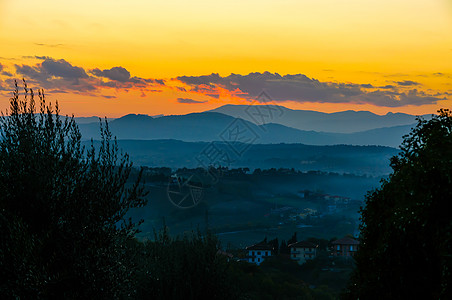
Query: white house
[
  {"left": 288, "top": 241, "right": 318, "bottom": 265},
  {"left": 245, "top": 242, "right": 274, "bottom": 265}
]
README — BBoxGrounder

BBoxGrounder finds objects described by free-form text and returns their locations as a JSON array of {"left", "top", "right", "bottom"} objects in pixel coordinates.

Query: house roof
[
  {"left": 288, "top": 241, "right": 317, "bottom": 248},
  {"left": 246, "top": 242, "right": 274, "bottom": 251},
  {"left": 332, "top": 237, "right": 360, "bottom": 245}
]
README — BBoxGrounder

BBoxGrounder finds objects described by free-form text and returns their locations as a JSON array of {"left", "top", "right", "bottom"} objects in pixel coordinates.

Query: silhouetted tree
[
  {"left": 287, "top": 232, "right": 297, "bottom": 246},
  {"left": 131, "top": 226, "right": 236, "bottom": 300},
  {"left": 253, "top": 168, "right": 262, "bottom": 175},
  {"left": 0, "top": 81, "right": 147, "bottom": 298},
  {"left": 280, "top": 240, "right": 289, "bottom": 254},
  {"left": 344, "top": 109, "right": 452, "bottom": 299},
  {"left": 268, "top": 238, "right": 279, "bottom": 255}
]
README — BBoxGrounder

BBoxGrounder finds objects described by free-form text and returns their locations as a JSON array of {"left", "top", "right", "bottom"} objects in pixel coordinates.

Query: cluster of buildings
[
  {"left": 297, "top": 190, "right": 354, "bottom": 213},
  {"left": 268, "top": 191, "right": 358, "bottom": 225},
  {"left": 245, "top": 237, "right": 360, "bottom": 266}
]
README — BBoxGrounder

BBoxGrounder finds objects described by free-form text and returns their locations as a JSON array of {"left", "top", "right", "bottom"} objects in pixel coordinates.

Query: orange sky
[{"left": 0, "top": 0, "right": 451, "bottom": 117}]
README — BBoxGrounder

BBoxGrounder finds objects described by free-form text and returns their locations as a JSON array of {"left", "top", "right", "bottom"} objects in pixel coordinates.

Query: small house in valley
[
  {"left": 288, "top": 241, "right": 318, "bottom": 265},
  {"left": 331, "top": 237, "right": 360, "bottom": 257},
  {"left": 245, "top": 241, "right": 274, "bottom": 265}
]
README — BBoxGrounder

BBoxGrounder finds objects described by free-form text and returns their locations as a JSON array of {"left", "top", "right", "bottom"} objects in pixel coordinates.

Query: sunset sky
[{"left": 0, "top": 0, "right": 451, "bottom": 117}]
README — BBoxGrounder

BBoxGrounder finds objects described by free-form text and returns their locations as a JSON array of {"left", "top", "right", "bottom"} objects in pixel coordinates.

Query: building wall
[
  {"left": 247, "top": 250, "right": 271, "bottom": 265},
  {"left": 332, "top": 244, "right": 359, "bottom": 257},
  {"left": 290, "top": 247, "right": 316, "bottom": 265}
]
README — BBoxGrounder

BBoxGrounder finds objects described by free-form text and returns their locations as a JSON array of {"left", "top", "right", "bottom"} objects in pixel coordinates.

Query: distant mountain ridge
[
  {"left": 209, "top": 104, "right": 430, "bottom": 133},
  {"left": 78, "top": 111, "right": 416, "bottom": 148}
]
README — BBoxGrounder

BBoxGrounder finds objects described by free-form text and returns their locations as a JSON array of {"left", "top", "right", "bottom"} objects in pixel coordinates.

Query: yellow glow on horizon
[{"left": 0, "top": 0, "right": 451, "bottom": 116}]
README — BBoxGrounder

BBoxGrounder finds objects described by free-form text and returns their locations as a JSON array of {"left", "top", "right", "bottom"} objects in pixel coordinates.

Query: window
[
  {"left": 257, "top": 251, "right": 261, "bottom": 255},
  {"left": 257, "top": 258, "right": 260, "bottom": 262},
  {"left": 293, "top": 254, "right": 296, "bottom": 258},
  {"left": 350, "top": 245, "right": 354, "bottom": 251},
  {"left": 337, "top": 245, "right": 340, "bottom": 251}
]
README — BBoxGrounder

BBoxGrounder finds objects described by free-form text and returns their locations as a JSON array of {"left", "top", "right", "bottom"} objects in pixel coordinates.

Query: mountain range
[
  {"left": 77, "top": 105, "right": 428, "bottom": 148},
  {"left": 209, "top": 104, "right": 429, "bottom": 133}
]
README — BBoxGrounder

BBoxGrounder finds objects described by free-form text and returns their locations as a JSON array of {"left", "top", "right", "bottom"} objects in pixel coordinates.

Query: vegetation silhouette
[
  {"left": 344, "top": 109, "right": 452, "bottom": 299},
  {"left": 0, "top": 80, "right": 148, "bottom": 298},
  {"left": 0, "top": 81, "right": 238, "bottom": 299}
]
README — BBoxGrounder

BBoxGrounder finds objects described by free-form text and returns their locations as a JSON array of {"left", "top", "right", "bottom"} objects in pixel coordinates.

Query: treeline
[{"left": 141, "top": 166, "right": 374, "bottom": 184}]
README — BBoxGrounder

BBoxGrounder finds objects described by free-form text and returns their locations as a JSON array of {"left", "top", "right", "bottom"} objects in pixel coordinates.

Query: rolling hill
[
  {"left": 78, "top": 112, "right": 415, "bottom": 147},
  {"left": 209, "top": 104, "right": 429, "bottom": 133}
]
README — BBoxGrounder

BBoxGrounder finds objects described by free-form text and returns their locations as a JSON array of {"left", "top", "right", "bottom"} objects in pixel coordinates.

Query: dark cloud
[
  {"left": 42, "top": 59, "right": 88, "bottom": 80},
  {"left": 176, "top": 97, "right": 207, "bottom": 104},
  {"left": 384, "top": 73, "right": 410, "bottom": 78},
  {"left": 177, "top": 73, "right": 222, "bottom": 86},
  {"left": 431, "top": 72, "right": 451, "bottom": 78},
  {"left": 12, "top": 58, "right": 165, "bottom": 95},
  {"left": 356, "top": 89, "right": 442, "bottom": 107},
  {"left": 91, "top": 67, "right": 130, "bottom": 82},
  {"left": 90, "top": 67, "right": 166, "bottom": 91},
  {"left": 399, "top": 90, "right": 445, "bottom": 106},
  {"left": 14, "top": 58, "right": 96, "bottom": 92},
  {"left": 177, "top": 72, "right": 443, "bottom": 107},
  {"left": 153, "top": 79, "right": 165, "bottom": 85},
  {"left": 394, "top": 80, "right": 420, "bottom": 86},
  {"left": 178, "top": 72, "right": 363, "bottom": 102},
  {"left": 16, "top": 58, "right": 88, "bottom": 83},
  {"left": 175, "top": 86, "right": 187, "bottom": 92},
  {"left": 15, "top": 64, "right": 50, "bottom": 82},
  {"left": 21, "top": 55, "right": 53, "bottom": 60}
]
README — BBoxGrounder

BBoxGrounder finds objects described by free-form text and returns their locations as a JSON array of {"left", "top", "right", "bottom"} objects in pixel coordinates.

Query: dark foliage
[
  {"left": 131, "top": 227, "right": 237, "bottom": 299},
  {"left": 344, "top": 109, "right": 452, "bottom": 299},
  {"left": 0, "top": 81, "right": 147, "bottom": 298}
]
